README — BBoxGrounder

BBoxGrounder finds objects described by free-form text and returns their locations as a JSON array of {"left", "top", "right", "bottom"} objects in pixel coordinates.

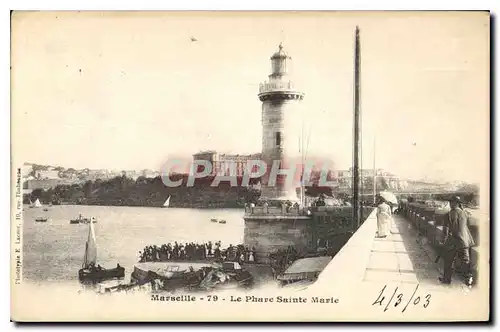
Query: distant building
[
  {"left": 402, "top": 180, "right": 445, "bottom": 192},
  {"left": 34, "top": 170, "right": 60, "bottom": 180},
  {"left": 334, "top": 168, "right": 403, "bottom": 191},
  {"left": 193, "top": 151, "right": 262, "bottom": 177},
  {"left": 193, "top": 150, "right": 218, "bottom": 163},
  {"left": 141, "top": 170, "right": 160, "bottom": 179},
  {"left": 122, "top": 170, "right": 139, "bottom": 180}
]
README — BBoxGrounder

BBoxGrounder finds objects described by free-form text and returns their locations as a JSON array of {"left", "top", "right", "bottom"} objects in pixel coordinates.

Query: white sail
[
  {"left": 163, "top": 196, "right": 171, "bottom": 207},
  {"left": 82, "top": 220, "right": 98, "bottom": 268},
  {"left": 33, "top": 199, "right": 42, "bottom": 208}
]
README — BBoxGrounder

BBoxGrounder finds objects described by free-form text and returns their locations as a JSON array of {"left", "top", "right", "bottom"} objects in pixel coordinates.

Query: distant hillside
[
  {"left": 23, "top": 162, "right": 159, "bottom": 183},
  {"left": 23, "top": 171, "right": 341, "bottom": 208},
  {"left": 24, "top": 174, "right": 261, "bottom": 208}
]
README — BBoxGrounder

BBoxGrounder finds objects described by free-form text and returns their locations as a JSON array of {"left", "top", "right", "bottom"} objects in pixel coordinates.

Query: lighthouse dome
[{"left": 270, "top": 43, "right": 291, "bottom": 59}]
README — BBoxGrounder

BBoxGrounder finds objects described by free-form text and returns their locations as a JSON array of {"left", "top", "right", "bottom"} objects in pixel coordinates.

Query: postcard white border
[{"left": 3, "top": 0, "right": 498, "bottom": 331}]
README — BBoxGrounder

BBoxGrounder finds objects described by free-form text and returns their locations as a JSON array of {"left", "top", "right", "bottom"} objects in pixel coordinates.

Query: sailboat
[
  {"left": 32, "top": 198, "right": 42, "bottom": 208},
  {"left": 78, "top": 221, "right": 125, "bottom": 283},
  {"left": 162, "top": 195, "right": 171, "bottom": 208}
]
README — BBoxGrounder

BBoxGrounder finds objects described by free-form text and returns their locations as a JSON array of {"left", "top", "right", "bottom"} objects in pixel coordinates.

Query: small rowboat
[
  {"left": 80, "top": 217, "right": 98, "bottom": 224},
  {"left": 210, "top": 218, "right": 218, "bottom": 223},
  {"left": 218, "top": 220, "right": 227, "bottom": 224},
  {"left": 35, "top": 217, "right": 48, "bottom": 222}
]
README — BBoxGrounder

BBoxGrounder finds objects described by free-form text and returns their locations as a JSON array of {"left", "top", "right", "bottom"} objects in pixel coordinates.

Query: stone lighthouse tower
[{"left": 258, "top": 43, "right": 305, "bottom": 201}]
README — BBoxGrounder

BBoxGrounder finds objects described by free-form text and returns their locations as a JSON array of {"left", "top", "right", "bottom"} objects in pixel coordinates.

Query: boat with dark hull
[
  {"left": 70, "top": 214, "right": 97, "bottom": 224},
  {"left": 79, "top": 266, "right": 125, "bottom": 283},
  {"left": 130, "top": 261, "right": 254, "bottom": 293},
  {"left": 78, "top": 219, "right": 124, "bottom": 283},
  {"left": 80, "top": 218, "right": 97, "bottom": 224}
]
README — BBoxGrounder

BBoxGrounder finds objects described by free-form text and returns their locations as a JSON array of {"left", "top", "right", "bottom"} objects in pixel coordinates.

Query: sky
[{"left": 11, "top": 11, "right": 489, "bottom": 183}]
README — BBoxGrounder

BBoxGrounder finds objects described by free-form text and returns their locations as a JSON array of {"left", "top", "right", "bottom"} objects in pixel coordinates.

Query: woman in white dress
[{"left": 376, "top": 197, "right": 393, "bottom": 238}]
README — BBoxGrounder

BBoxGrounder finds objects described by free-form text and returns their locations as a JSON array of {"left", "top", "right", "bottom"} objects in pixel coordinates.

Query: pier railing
[
  {"left": 244, "top": 205, "right": 366, "bottom": 217},
  {"left": 245, "top": 206, "right": 309, "bottom": 216},
  {"left": 400, "top": 201, "right": 481, "bottom": 246},
  {"left": 401, "top": 201, "right": 482, "bottom": 280}
]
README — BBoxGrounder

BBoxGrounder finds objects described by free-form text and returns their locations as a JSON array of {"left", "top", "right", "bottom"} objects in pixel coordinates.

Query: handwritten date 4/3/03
[{"left": 373, "top": 285, "right": 431, "bottom": 312}]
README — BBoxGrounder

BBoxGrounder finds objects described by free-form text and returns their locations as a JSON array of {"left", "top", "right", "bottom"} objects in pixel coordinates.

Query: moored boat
[
  {"left": 70, "top": 214, "right": 97, "bottom": 224},
  {"left": 78, "top": 220, "right": 124, "bottom": 283},
  {"left": 35, "top": 217, "right": 48, "bottom": 222},
  {"left": 218, "top": 220, "right": 226, "bottom": 224},
  {"left": 130, "top": 261, "right": 254, "bottom": 293},
  {"left": 210, "top": 218, "right": 218, "bottom": 223},
  {"left": 95, "top": 280, "right": 149, "bottom": 294},
  {"left": 276, "top": 256, "right": 331, "bottom": 287},
  {"left": 79, "top": 266, "right": 125, "bottom": 283},
  {"left": 80, "top": 217, "right": 98, "bottom": 224}
]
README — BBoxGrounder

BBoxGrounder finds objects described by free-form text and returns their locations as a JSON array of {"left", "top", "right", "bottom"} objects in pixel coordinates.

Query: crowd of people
[{"left": 138, "top": 241, "right": 257, "bottom": 264}]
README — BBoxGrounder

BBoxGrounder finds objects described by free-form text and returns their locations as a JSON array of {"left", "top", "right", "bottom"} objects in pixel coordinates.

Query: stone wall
[
  {"left": 243, "top": 216, "right": 311, "bottom": 264},
  {"left": 311, "top": 208, "right": 378, "bottom": 288},
  {"left": 243, "top": 206, "right": 374, "bottom": 264},
  {"left": 311, "top": 206, "right": 373, "bottom": 248}
]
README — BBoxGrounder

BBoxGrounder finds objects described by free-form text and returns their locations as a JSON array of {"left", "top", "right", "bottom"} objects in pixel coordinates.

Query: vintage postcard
[{"left": 10, "top": 11, "right": 490, "bottom": 322}]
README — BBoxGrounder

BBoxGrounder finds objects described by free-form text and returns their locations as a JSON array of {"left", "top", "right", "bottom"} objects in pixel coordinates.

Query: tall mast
[
  {"left": 373, "top": 137, "right": 377, "bottom": 205},
  {"left": 352, "top": 26, "right": 362, "bottom": 229},
  {"left": 301, "top": 122, "right": 305, "bottom": 208}
]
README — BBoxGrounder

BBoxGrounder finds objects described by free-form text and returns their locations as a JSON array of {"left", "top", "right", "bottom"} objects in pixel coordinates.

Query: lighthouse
[
  {"left": 244, "top": 31, "right": 366, "bottom": 270},
  {"left": 258, "top": 43, "right": 305, "bottom": 201},
  {"left": 244, "top": 44, "right": 310, "bottom": 264}
]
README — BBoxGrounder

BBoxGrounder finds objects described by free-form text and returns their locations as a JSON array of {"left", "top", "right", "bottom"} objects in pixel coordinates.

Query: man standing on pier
[{"left": 439, "top": 196, "right": 475, "bottom": 286}]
